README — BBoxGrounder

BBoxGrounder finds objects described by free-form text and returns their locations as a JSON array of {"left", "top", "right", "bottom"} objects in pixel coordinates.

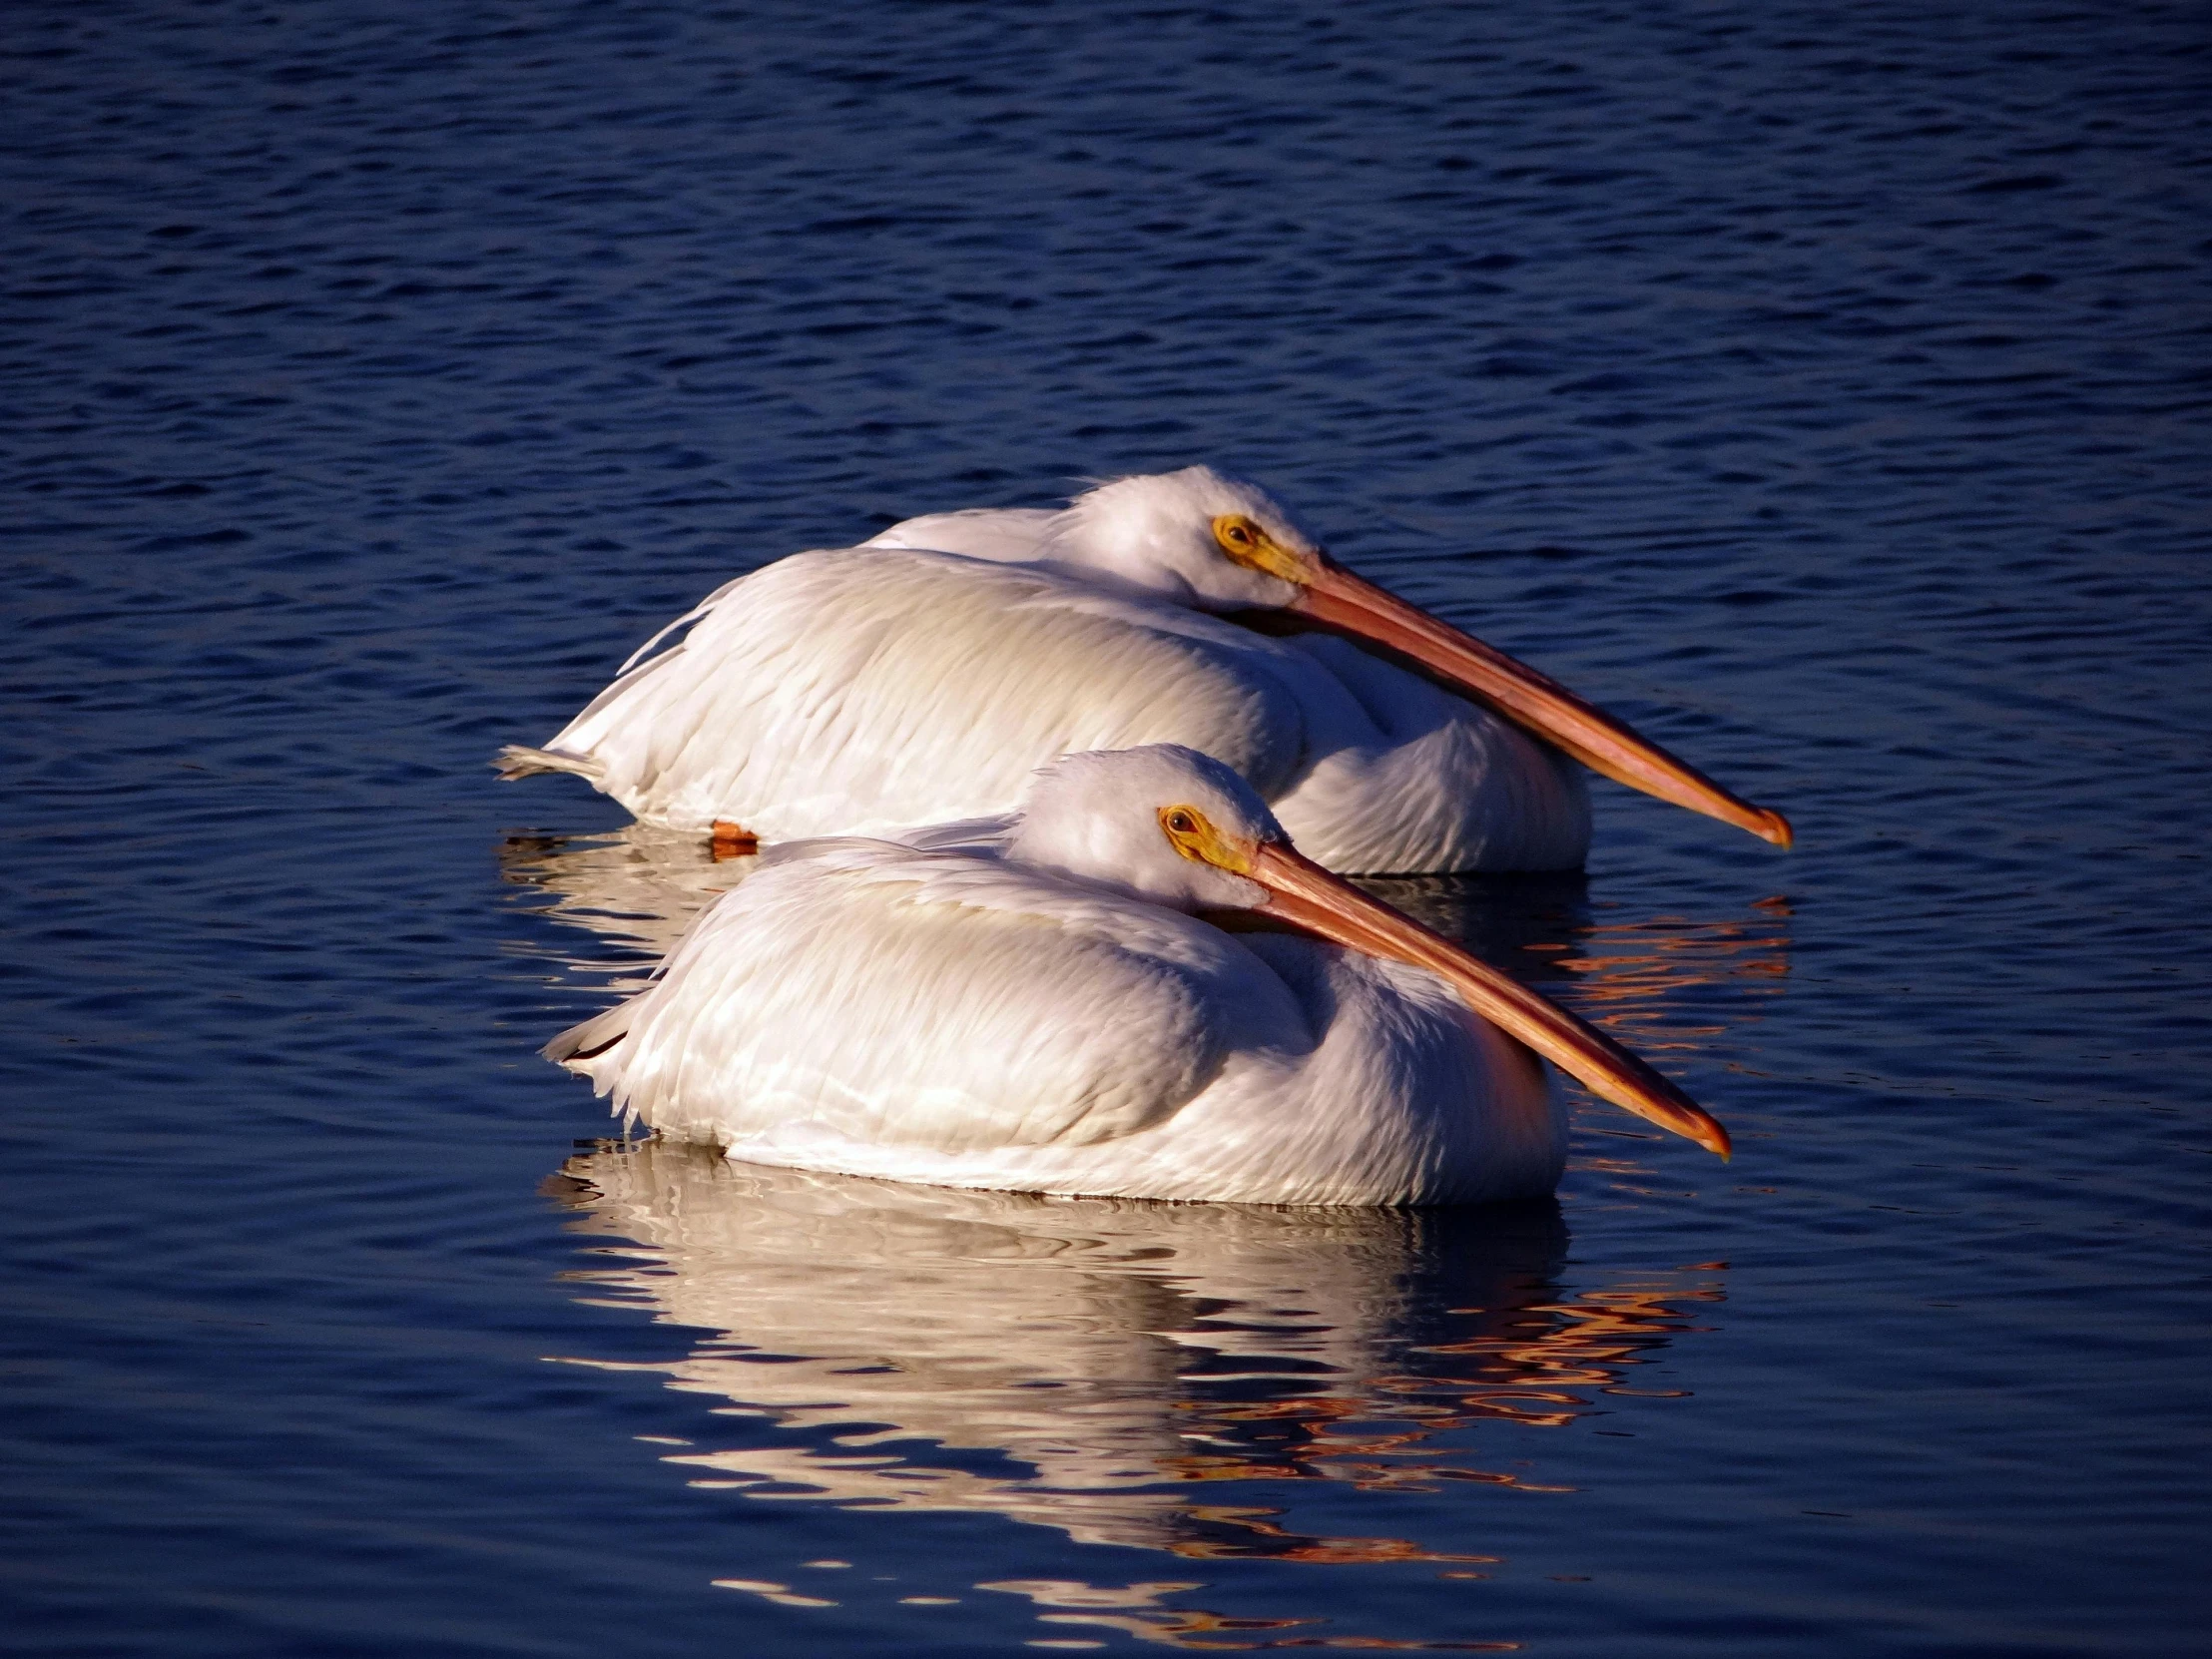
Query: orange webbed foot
[{"left": 710, "top": 821, "right": 759, "bottom": 861}]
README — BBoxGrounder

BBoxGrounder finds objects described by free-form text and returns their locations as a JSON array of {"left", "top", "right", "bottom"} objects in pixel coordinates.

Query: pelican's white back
[{"left": 536, "top": 545, "right": 1588, "bottom": 872}]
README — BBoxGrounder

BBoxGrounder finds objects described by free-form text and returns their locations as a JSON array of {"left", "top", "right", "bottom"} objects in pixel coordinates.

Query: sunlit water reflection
[
  {"left": 499, "top": 826, "right": 743, "bottom": 976},
  {"left": 550, "top": 1140, "right": 1725, "bottom": 1642}
]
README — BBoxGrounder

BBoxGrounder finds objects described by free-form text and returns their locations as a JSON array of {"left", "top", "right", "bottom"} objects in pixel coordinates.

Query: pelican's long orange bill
[
  {"left": 1290, "top": 557, "right": 1792, "bottom": 848},
  {"left": 1249, "top": 840, "right": 1731, "bottom": 1157}
]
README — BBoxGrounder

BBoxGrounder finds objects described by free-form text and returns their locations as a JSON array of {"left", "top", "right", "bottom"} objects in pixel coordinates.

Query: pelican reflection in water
[
  {"left": 546, "top": 1140, "right": 1729, "bottom": 1567},
  {"left": 500, "top": 825, "right": 735, "bottom": 981}
]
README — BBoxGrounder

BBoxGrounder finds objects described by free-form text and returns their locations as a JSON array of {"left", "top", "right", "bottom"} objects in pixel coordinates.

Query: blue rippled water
[{"left": 5, "top": 2, "right": 2208, "bottom": 1654}]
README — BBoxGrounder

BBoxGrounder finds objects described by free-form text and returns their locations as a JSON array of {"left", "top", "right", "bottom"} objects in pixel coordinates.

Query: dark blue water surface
[{"left": 6, "top": 3, "right": 2210, "bottom": 1654}]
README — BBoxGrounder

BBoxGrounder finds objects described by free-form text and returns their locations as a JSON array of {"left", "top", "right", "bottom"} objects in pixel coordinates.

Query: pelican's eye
[
  {"left": 1159, "top": 804, "right": 1209, "bottom": 860},
  {"left": 1168, "top": 805, "right": 1256, "bottom": 884},
  {"left": 1158, "top": 804, "right": 1253, "bottom": 874},
  {"left": 1211, "top": 512, "right": 1315, "bottom": 586},
  {"left": 1212, "top": 514, "right": 1266, "bottom": 562}
]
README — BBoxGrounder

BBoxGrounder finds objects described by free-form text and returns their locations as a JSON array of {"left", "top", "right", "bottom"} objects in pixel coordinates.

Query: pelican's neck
[
  {"left": 1023, "top": 549, "right": 1201, "bottom": 610},
  {"left": 997, "top": 822, "right": 1200, "bottom": 913},
  {"left": 1029, "top": 511, "right": 1204, "bottom": 608}
]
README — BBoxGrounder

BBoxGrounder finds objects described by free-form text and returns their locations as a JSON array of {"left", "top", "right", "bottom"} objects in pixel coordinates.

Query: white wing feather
[
  {"left": 529, "top": 542, "right": 1590, "bottom": 871},
  {"left": 564, "top": 841, "right": 1312, "bottom": 1155},
  {"left": 539, "top": 547, "right": 1338, "bottom": 836}
]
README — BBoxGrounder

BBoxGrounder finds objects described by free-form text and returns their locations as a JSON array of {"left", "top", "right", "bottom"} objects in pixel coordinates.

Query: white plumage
[
  {"left": 547, "top": 745, "right": 1729, "bottom": 1206},
  {"left": 503, "top": 468, "right": 1789, "bottom": 873}
]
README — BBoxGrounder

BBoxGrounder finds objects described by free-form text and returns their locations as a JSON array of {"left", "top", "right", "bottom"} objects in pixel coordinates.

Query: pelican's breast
[
  {"left": 1181, "top": 934, "right": 1567, "bottom": 1204},
  {"left": 577, "top": 842, "right": 1313, "bottom": 1156},
  {"left": 549, "top": 548, "right": 1317, "bottom": 835},
  {"left": 1265, "top": 632, "right": 1593, "bottom": 873}
]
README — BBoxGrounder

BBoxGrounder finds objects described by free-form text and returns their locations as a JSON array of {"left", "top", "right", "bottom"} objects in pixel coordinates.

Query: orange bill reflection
[
  {"left": 545, "top": 1141, "right": 1728, "bottom": 1573},
  {"left": 1545, "top": 899, "right": 1794, "bottom": 1056},
  {"left": 1360, "top": 873, "right": 1793, "bottom": 1078}
]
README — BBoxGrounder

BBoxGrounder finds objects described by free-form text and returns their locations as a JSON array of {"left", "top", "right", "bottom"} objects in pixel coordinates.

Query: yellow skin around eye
[
  {"left": 1157, "top": 805, "right": 1254, "bottom": 875},
  {"left": 1210, "top": 514, "right": 1318, "bottom": 587}
]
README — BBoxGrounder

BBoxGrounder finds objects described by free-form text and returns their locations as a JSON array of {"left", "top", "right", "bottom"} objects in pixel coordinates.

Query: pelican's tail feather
[
  {"left": 544, "top": 1002, "right": 632, "bottom": 1073},
  {"left": 495, "top": 744, "right": 607, "bottom": 784}
]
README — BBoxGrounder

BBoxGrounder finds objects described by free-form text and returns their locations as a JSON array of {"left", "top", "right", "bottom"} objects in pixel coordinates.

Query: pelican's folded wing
[
  {"left": 533, "top": 547, "right": 1329, "bottom": 836},
  {"left": 559, "top": 843, "right": 1311, "bottom": 1155}
]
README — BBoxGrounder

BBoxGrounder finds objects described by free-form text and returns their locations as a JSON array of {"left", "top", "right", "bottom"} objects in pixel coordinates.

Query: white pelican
[
  {"left": 546, "top": 745, "right": 1729, "bottom": 1206},
  {"left": 499, "top": 467, "right": 1790, "bottom": 873}
]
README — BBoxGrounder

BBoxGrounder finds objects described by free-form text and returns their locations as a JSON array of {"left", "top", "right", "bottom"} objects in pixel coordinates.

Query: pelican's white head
[
  {"left": 1032, "top": 465, "right": 1794, "bottom": 851},
  {"left": 1043, "top": 466, "right": 1322, "bottom": 612},
  {"left": 1004, "top": 744, "right": 1283, "bottom": 912}
]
